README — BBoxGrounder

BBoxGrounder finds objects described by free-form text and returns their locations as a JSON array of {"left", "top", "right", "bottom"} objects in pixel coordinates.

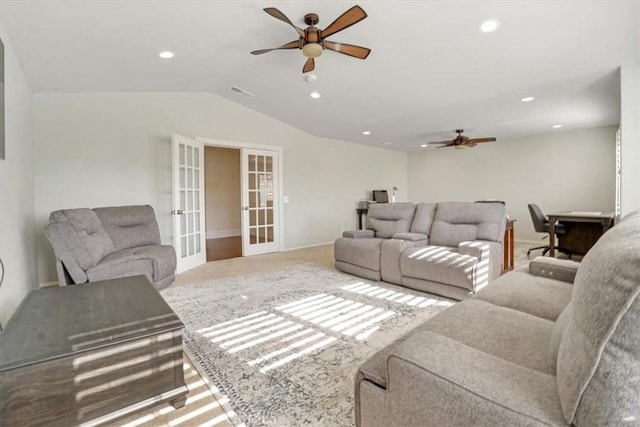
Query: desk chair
[{"left": 527, "top": 204, "right": 572, "bottom": 258}]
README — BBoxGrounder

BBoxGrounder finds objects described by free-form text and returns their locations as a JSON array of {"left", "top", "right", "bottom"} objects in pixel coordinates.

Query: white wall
[
  {"left": 0, "top": 26, "right": 37, "bottom": 325},
  {"left": 408, "top": 126, "right": 617, "bottom": 241},
  {"left": 204, "top": 146, "right": 241, "bottom": 238},
  {"left": 33, "top": 92, "right": 408, "bottom": 283},
  {"left": 620, "top": 63, "right": 640, "bottom": 216}
]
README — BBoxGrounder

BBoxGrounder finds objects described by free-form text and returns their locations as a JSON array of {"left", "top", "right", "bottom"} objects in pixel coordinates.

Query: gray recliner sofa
[
  {"left": 355, "top": 209, "right": 640, "bottom": 426},
  {"left": 335, "top": 202, "right": 507, "bottom": 300},
  {"left": 44, "top": 205, "right": 176, "bottom": 289}
]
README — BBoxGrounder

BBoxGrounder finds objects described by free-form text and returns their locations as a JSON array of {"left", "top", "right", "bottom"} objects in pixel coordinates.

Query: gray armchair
[{"left": 44, "top": 205, "right": 176, "bottom": 289}]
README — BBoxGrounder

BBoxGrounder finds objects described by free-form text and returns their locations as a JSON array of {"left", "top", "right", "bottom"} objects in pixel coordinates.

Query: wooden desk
[
  {"left": 548, "top": 211, "right": 614, "bottom": 257},
  {"left": 0, "top": 275, "right": 188, "bottom": 426},
  {"left": 503, "top": 219, "right": 516, "bottom": 274}
]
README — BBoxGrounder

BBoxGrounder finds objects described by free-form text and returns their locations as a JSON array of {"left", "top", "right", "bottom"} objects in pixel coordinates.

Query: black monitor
[{"left": 373, "top": 190, "right": 388, "bottom": 203}]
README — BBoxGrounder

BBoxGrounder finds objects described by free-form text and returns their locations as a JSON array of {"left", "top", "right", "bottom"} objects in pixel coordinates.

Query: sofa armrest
[
  {"left": 343, "top": 229, "right": 376, "bottom": 239},
  {"left": 382, "top": 331, "right": 566, "bottom": 426},
  {"left": 529, "top": 256, "right": 579, "bottom": 283},
  {"left": 458, "top": 240, "right": 493, "bottom": 260},
  {"left": 391, "top": 232, "right": 428, "bottom": 242}
]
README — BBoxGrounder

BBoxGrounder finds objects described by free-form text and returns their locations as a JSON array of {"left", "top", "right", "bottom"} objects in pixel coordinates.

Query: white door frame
[
  {"left": 196, "top": 137, "right": 284, "bottom": 254},
  {"left": 171, "top": 135, "right": 207, "bottom": 273}
]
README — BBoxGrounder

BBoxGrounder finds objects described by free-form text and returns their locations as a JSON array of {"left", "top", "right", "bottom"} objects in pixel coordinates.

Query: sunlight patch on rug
[{"left": 161, "top": 264, "right": 454, "bottom": 427}]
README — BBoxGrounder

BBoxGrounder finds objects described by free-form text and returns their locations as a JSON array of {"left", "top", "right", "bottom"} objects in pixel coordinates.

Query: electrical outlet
[{"left": 283, "top": 196, "right": 290, "bottom": 204}]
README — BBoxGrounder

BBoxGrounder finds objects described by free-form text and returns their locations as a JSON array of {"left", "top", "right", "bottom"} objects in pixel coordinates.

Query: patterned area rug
[{"left": 161, "top": 264, "right": 454, "bottom": 427}]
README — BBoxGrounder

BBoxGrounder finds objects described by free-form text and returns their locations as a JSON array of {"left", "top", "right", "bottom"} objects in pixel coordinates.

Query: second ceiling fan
[
  {"left": 251, "top": 5, "right": 371, "bottom": 73},
  {"left": 427, "top": 129, "right": 496, "bottom": 149}
]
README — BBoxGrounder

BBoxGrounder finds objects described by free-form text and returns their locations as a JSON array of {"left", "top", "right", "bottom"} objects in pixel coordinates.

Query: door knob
[{"left": 171, "top": 209, "right": 185, "bottom": 215}]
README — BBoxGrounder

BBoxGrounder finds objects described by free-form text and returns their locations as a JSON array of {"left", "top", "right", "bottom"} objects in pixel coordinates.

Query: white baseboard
[
  {"left": 283, "top": 241, "right": 334, "bottom": 252},
  {"left": 515, "top": 239, "right": 548, "bottom": 245},
  {"left": 206, "top": 229, "right": 241, "bottom": 239},
  {"left": 39, "top": 281, "right": 59, "bottom": 288}
]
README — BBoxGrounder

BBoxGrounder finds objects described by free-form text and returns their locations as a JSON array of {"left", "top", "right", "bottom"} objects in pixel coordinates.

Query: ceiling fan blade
[
  {"left": 467, "top": 137, "right": 496, "bottom": 143},
  {"left": 251, "top": 40, "right": 300, "bottom": 55},
  {"left": 321, "top": 5, "right": 368, "bottom": 39},
  {"left": 263, "top": 7, "right": 305, "bottom": 38},
  {"left": 427, "top": 140, "right": 454, "bottom": 145},
  {"left": 302, "top": 58, "right": 315, "bottom": 73},
  {"left": 323, "top": 41, "right": 371, "bottom": 59},
  {"left": 465, "top": 142, "right": 477, "bottom": 148},
  {"left": 437, "top": 144, "right": 454, "bottom": 149}
]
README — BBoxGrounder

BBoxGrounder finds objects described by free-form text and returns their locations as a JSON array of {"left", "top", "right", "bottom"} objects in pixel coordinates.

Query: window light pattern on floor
[
  {"left": 118, "top": 362, "right": 240, "bottom": 427},
  {"left": 341, "top": 282, "right": 454, "bottom": 308},
  {"left": 194, "top": 282, "right": 454, "bottom": 376}
]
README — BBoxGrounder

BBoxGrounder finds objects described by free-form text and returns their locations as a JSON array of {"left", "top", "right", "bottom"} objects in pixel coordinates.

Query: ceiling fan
[
  {"left": 427, "top": 129, "right": 496, "bottom": 149},
  {"left": 250, "top": 5, "right": 371, "bottom": 73}
]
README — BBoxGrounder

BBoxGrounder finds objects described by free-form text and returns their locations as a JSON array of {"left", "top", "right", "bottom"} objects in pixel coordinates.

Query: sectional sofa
[
  {"left": 335, "top": 202, "right": 507, "bottom": 300},
  {"left": 355, "top": 209, "right": 640, "bottom": 426},
  {"left": 44, "top": 205, "right": 176, "bottom": 289}
]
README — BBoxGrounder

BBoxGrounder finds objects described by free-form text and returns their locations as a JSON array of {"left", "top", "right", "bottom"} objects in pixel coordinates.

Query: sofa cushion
[
  {"left": 555, "top": 210, "right": 640, "bottom": 425},
  {"left": 94, "top": 205, "right": 161, "bottom": 251},
  {"left": 409, "top": 203, "right": 437, "bottom": 235},
  {"left": 335, "top": 237, "right": 386, "bottom": 272},
  {"left": 473, "top": 267, "right": 573, "bottom": 321},
  {"left": 365, "top": 203, "right": 415, "bottom": 238},
  {"left": 86, "top": 244, "right": 176, "bottom": 283},
  {"left": 418, "top": 300, "right": 556, "bottom": 375},
  {"left": 429, "top": 202, "right": 506, "bottom": 247},
  {"left": 49, "top": 208, "right": 115, "bottom": 266},
  {"left": 401, "top": 246, "right": 482, "bottom": 292}
]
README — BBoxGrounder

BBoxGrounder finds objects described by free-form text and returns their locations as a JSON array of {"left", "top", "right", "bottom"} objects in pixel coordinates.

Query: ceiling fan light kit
[
  {"left": 302, "top": 43, "right": 323, "bottom": 58},
  {"left": 251, "top": 5, "right": 371, "bottom": 73}
]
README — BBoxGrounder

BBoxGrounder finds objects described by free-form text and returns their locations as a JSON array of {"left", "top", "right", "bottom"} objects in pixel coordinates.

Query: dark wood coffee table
[{"left": 0, "top": 275, "right": 188, "bottom": 426}]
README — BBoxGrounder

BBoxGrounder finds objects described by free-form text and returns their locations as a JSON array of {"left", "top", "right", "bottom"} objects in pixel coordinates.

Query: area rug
[{"left": 161, "top": 264, "right": 454, "bottom": 426}]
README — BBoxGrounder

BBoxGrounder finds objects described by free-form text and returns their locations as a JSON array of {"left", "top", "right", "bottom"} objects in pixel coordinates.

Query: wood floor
[{"left": 206, "top": 237, "right": 242, "bottom": 262}]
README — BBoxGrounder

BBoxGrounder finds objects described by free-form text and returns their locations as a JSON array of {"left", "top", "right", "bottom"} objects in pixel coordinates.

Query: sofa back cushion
[
  {"left": 429, "top": 202, "right": 507, "bottom": 247},
  {"left": 49, "top": 208, "right": 115, "bottom": 267},
  {"left": 94, "top": 205, "right": 162, "bottom": 251},
  {"left": 365, "top": 203, "right": 415, "bottom": 238},
  {"left": 410, "top": 203, "right": 438, "bottom": 235},
  {"left": 554, "top": 210, "right": 640, "bottom": 425}
]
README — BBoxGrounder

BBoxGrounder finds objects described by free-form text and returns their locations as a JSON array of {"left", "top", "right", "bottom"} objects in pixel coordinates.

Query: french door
[
  {"left": 241, "top": 148, "right": 279, "bottom": 256},
  {"left": 171, "top": 135, "right": 206, "bottom": 273}
]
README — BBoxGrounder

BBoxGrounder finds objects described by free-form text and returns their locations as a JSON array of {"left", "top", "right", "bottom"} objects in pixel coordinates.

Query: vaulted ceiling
[{"left": 2, "top": 1, "right": 638, "bottom": 151}]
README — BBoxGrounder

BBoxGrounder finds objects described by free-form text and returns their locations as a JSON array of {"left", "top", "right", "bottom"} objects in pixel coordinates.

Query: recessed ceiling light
[
  {"left": 310, "top": 92, "right": 321, "bottom": 99},
  {"left": 420, "top": 144, "right": 428, "bottom": 148},
  {"left": 362, "top": 131, "right": 371, "bottom": 135},
  {"left": 305, "top": 74, "right": 317, "bottom": 83},
  {"left": 552, "top": 124, "right": 563, "bottom": 129},
  {"left": 158, "top": 51, "right": 174, "bottom": 59},
  {"left": 479, "top": 19, "right": 500, "bottom": 33},
  {"left": 521, "top": 96, "right": 535, "bottom": 102}
]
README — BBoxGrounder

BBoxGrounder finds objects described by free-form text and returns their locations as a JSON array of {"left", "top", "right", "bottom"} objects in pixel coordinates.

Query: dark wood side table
[
  {"left": 0, "top": 275, "right": 188, "bottom": 426},
  {"left": 502, "top": 219, "right": 516, "bottom": 274},
  {"left": 356, "top": 207, "right": 369, "bottom": 230}
]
